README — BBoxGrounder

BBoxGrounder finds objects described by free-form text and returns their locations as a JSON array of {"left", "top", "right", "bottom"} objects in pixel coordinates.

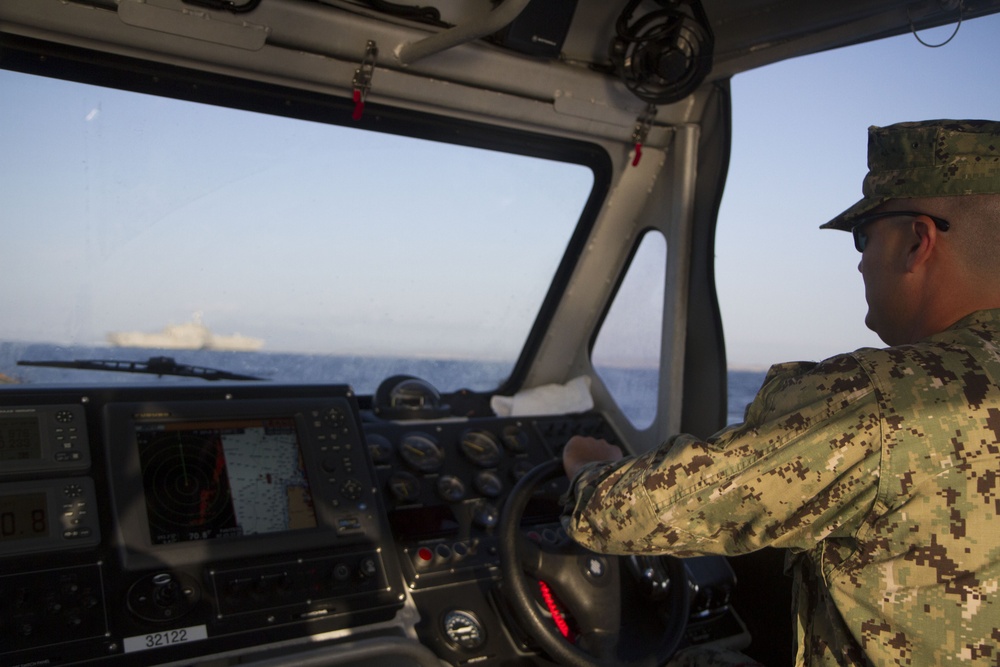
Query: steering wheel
[{"left": 498, "top": 458, "right": 689, "bottom": 667}]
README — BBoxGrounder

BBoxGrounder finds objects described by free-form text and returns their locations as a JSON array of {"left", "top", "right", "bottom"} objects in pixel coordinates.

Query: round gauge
[
  {"left": 474, "top": 470, "right": 503, "bottom": 498},
  {"left": 366, "top": 433, "right": 393, "bottom": 465},
  {"left": 437, "top": 474, "right": 466, "bottom": 502},
  {"left": 442, "top": 609, "right": 486, "bottom": 651},
  {"left": 501, "top": 424, "right": 529, "bottom": 453},
  {"left": 387, "top": 471, "right": 421, "bottom": 503},
  {"left": 398, "top": 433, "right": 445, "bottom": 473},
  {"left": 460, "top": 430, "right": 502, "bottom": 468}
]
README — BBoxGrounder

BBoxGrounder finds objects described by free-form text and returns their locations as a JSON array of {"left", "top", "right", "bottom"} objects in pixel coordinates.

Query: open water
[{"left": 0, "top": 342, "right": 767, "bottom": 427}]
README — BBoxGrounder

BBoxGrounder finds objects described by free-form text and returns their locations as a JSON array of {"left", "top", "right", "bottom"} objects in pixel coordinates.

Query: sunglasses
[{"left": 850, "top": 211, "right": 951, "bottom": 253}]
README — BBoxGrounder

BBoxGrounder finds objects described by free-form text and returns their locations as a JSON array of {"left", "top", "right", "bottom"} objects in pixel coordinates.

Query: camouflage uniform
[
  {"left": 564, "top": 120, "right": 1000, "bottom": 666},
  {"left": 565, "top": 309, "right": 1000, "bottom": 664}
]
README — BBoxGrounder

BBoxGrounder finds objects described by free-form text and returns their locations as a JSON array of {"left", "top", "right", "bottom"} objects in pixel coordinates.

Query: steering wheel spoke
[
  {"left": 499, "top": 458, "right": 689, "bottom": 667},
  {"left": 578, "top": 628, "right": 625, "bottom": 663}
]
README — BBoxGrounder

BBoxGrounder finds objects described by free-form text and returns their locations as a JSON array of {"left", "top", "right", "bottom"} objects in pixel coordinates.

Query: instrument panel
[
  {"left": 0, "top": 382, "right": 746, "bottom": 667},
  {"left": 1, "top": 384, "right": 404, "bottom": 667}
]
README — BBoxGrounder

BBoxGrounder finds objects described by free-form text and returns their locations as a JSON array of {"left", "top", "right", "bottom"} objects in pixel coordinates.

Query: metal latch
[
  {"left": 631, "top": 103, "right": 657, "bottom": 167},
  {"left": 352, "top": 40, "right": 379, "bottom": 121}
]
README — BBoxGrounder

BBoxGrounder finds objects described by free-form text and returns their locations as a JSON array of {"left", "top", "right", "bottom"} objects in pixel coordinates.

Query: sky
[
  {"left": 715, "top": 12, "right": 1000, "bottom": 368},
  {"left": 2, "top": 10, "right": 999, "bottom": 372},
  {"left": 1, "top": 72, "right": 593, "bottom": 361}
]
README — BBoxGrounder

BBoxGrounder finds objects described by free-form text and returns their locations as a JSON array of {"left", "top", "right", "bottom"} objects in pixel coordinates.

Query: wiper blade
[{"left": 18, "top": 355, "right": 266, "bottom": 382}]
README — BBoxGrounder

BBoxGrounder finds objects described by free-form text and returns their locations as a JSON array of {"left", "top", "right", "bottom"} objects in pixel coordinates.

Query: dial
[
  {"left": 398, "top": 433, "right": 445, "bottom": 473},
  {"left": 474, "top": 470, "right": 503, "bottom": 498},
  {"left": 442, "top": 609, "right": 486, "bottom": 651},
  {"left": 437, "top": 474, "right": 466, "bottom": 502},
  {"left": 501, "top": 424, "right": 529, "bottom": 453},
  {"left": 387, "top": 471, "right": 421, "bottom": 503},
  {"left": 366, "top": 433, "right": 393, "bottom": 465},
  {"left": 459, "top": 430, "right": 501, "bottom": 468}
]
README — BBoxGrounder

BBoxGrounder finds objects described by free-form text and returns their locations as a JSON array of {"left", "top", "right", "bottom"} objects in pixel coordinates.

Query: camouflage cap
[{"left": 821, "top": 119, "right": 1000, "bottom": 231}]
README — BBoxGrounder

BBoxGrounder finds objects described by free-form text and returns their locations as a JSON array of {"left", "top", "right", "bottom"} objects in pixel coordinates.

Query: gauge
[
  {"left": 366, "top": 433, "right": 393, "bottom": 465},
  {"left": 387, "top": 471, "right": 421, "bottom": 503},
  {"left": 460, "top": 430, "right": 502, "bottom": 468},
  {"left": 398, "top": 433, "right": 445, "bottom": 473},
  {"left": 474, "top": 470, "right": 503, "bottom": 498},
  {"left": 437, "top": 474, "right": 466, "bottom": 502},
  {"left": 442, "top": 609, "right": 486, "bottom": 651},
  {"left": 501, "top": 424, "right": 529, "bottom": 453}
]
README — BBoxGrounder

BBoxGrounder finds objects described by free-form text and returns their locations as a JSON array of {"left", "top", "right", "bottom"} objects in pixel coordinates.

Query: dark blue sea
[{"left": 0, "top": 342, "right": 766, "bottom": 427}]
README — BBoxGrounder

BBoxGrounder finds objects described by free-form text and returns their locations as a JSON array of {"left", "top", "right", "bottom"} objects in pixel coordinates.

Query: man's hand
[{"left": 562, "top": 435, "right": 623, "bottom": 479}]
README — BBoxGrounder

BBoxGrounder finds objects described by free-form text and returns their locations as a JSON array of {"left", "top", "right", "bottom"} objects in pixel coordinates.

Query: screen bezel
[{"left": 105, "top": 398, "right": 354, "bottom": 570}]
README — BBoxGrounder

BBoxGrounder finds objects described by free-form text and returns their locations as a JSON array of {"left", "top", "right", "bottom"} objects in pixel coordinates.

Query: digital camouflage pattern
[
  {"left": 823, "top": 119, "right": 1000, "bottom": 230},
  {"left": 564, "top": 308, "right": 1000, "bottom": 666}
]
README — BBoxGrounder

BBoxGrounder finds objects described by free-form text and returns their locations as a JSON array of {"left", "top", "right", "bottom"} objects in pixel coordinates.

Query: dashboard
[{"left": 1, "top": 382, "right": 748, "bottom": 667}]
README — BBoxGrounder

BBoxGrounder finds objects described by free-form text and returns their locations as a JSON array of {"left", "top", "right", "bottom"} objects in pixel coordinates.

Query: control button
[
  {"left": 583, "top": 555, "right": 609, "bottom": 580},
  {"left": 333, "top": 563, "right": 352, "bottom": 583},
  {"left": 434, "top": 543, "right": 452, "bottom": 565},
  {"left": 452, "top": 541, "right": 470, "bottom": 561},
  {"left": 359, "top": 557, "right": 378, "bottom": 580},
  {"left": 325, "top": 407, "right": 345, "bottom": 427},
  {"left": 340, "top": 478, "right": 363, "bottom": 500},
  {"left": 127, "top": 570, "right": 201, "bottom": 623},
  {"left": 414, "top": 547, "right": 434, "bottom": 569}
]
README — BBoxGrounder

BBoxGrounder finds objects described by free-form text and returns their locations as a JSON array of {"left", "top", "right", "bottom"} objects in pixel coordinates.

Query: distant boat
[{"left": 107, "top": 314, "right": 263, "bottom": 352}]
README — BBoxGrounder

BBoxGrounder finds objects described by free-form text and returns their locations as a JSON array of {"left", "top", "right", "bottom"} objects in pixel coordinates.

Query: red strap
[{"left": 352, "top": 89, "right": 364, "bottom": 121}]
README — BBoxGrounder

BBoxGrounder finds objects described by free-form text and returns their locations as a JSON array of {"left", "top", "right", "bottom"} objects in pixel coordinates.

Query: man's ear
[{"left": 905, "top": 215, "right": 938, "bottom": 272}]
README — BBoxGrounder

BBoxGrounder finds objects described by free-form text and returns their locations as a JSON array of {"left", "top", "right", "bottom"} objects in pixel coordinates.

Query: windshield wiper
[{"left": 18, "top": 355, "right": 266, "bottom": 382}]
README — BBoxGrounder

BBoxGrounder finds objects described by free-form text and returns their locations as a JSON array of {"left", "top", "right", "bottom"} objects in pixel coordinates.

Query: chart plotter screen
[{"left": 135, "top": 417, "right": 317, "bottom": 544}]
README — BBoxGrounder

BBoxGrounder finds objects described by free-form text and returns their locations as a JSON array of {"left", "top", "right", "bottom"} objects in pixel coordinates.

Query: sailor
[{"left": 562, "top": 120, "right": 1000, "bottom": 665}]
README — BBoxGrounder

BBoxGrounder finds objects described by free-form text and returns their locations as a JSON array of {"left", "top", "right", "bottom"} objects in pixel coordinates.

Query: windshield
[{"left": 0, "top": 68, "right": 596, "bottom": 392}]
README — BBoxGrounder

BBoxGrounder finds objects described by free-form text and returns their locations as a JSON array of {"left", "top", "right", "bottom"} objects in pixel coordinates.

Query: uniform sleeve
[{"left": 563, "top": 354, "right": 884, "bottom": 556}]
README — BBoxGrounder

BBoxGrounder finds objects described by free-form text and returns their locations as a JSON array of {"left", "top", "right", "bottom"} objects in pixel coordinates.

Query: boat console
[{"left": 1, "top": 383, "right": 748, "bottom": 666}]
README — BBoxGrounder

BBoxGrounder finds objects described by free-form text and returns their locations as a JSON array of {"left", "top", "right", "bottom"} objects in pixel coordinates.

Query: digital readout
[
  {"left": 0, "top": 416, "right": 42, "bottom": 461},
  {"left": 0, "top": 491, "right": 48, "bottom": 541}
]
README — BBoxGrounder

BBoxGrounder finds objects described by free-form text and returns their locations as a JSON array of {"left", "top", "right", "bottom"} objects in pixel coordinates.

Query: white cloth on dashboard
[{"left": 490, "top": 375, "right": 593, "bottom": 417}]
